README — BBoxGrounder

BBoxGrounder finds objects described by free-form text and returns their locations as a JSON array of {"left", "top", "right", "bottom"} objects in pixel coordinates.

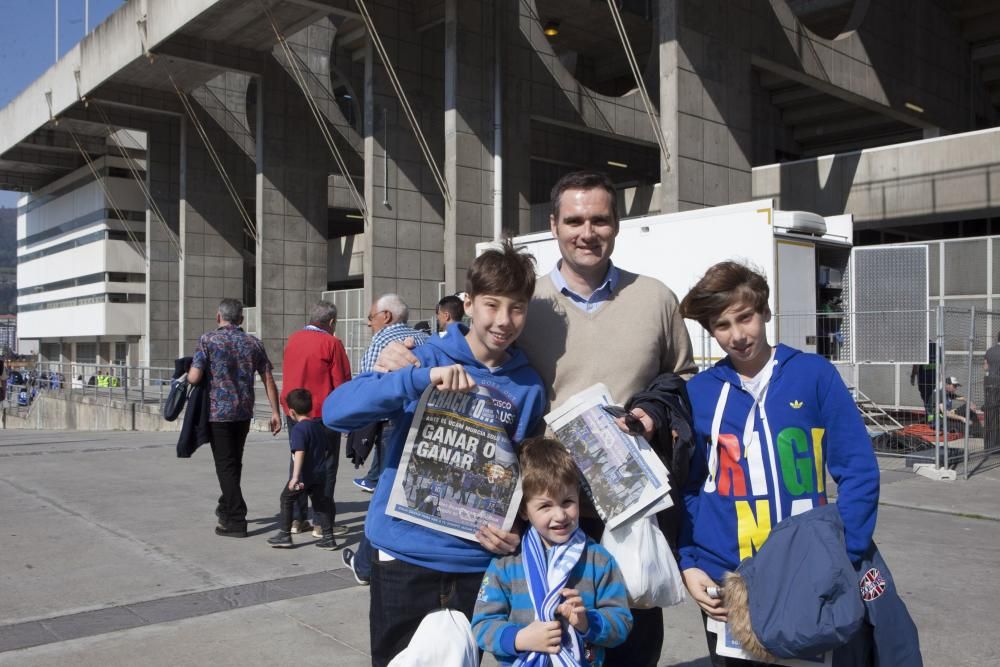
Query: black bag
[
  {"left": 346, "top": 421, "right": 384, "bottom": 467},
  {"left": 162, "top": 375, "right": 190, "bottom": 421}
]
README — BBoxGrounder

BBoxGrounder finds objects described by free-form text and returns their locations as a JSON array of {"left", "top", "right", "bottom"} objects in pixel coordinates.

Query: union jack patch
[{"left": 860, "top": 567, "right": 887, "bottom": 601}]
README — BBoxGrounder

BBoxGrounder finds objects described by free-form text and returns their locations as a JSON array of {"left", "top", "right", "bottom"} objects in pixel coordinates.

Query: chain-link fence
[{"left": 698, "top": 306, "right": 1000, "bottom": 479}]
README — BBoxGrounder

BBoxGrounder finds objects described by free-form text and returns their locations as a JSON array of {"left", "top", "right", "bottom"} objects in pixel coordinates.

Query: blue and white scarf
[{"left": 513, "top": 526, "right": 587, "bottom": 667}]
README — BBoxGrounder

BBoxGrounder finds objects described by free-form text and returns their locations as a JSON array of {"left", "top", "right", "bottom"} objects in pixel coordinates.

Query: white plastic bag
[
  {"left": 601, "top": 514, "right": 686, "bottom": 609},
  {"left": 387, "top": 608, "right": 478, "bottom": 667}
]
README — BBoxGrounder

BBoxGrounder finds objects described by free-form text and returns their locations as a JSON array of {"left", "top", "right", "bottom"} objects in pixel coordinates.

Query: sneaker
[
  {"left": 353, "top": 478, "right": 376, "bottom": 493},
  {"left": 290, "top": 520, "right": 312, "bottom": 534},
  {"left": 341, "top": 547, "right": 370, "bottom": 585},
  {"left": 267, "top": 531, "right": 293, "bottom": 548},
  {"left": 315, "top": 524, "right": 350, "bottom": 537},
  {"left": 314, "top": 535, "right": 338, "bottom": 550}
]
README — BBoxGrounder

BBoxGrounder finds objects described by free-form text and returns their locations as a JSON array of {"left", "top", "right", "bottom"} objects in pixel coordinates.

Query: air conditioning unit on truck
[{"left": 480, "top": 199, "right": 929, "bottom": 367}]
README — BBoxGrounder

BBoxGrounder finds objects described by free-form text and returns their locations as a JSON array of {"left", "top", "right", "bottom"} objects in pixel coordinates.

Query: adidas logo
[{"left": 790, "top": 400, "right": 804, "bottom": 409}]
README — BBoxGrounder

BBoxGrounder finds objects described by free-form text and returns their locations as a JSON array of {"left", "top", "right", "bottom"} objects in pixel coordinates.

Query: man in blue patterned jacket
[{"left": 188, "top": 298, "right": 282, "bottom": 537}]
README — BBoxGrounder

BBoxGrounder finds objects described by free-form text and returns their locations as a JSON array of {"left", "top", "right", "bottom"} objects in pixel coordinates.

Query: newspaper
[
  {"left": 386, "top": 383, "right": 522, "bottom": 541},
  {"left": 706, "top": 618, "right": 832, "bottom": 666},
  {"left": 544, "top": 383, "right": 672, "bottom": 530}
]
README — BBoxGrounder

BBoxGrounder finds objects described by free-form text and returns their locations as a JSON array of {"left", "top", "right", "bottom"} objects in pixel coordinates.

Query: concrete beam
[
  {"left": 0, "top": 0, "right": 224, "bottom": 155},
  {"left": 752, "top": 55, "right": 937, "bottom": 130},
  {"left": 0, "top": 171, "right": 49, "bottom": 191},
  {"left": 770, "top": 85, "right": 827, "bottom": 107},
  {"left": 90, "top": 82, "right": 187, "bottom": 117},
  {"left": 971, "top": 41, "right": 1000, "bottom": 62},
  {"left": 962, "top": 14, "right": 1000, "bottom": 44},
  {"left": 0, "top": 147, "right": 82, "bottom": 171},
  {"left": 18, "top": 129, "right": 107, "bottom": 155},
  {"left": 529, "top": 115, "right": 659, "bottom": 149},
  {"left": 154, "top": 38, "right": 265, "bottom": 78},
  {"left": 753, "top": 126, "right": 1000, "bottom": 224},
  {"left": 982, "top": 64, "right": 1000, "bottom": 84},
  {"left": 282, "top": 0, "right": 359, "bottom": 20},
  {"left": 781, "top": 98, "right": 859, "bottom": 125},
  {"left": 792, "top": 115, "right": 903, "bottom": 143}
]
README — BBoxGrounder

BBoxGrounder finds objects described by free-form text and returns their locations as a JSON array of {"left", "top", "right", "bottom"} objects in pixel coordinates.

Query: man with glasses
[{"left": 355, "top": 294, "right": 429, "bottom": 493}]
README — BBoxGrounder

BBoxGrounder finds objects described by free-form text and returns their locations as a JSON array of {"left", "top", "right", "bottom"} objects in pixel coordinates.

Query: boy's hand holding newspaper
[{"left": 429, "top": 364, "right": 477, "bottom": 392}]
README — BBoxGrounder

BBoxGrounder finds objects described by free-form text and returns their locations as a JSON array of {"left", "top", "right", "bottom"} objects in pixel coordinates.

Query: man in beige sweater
[
  {"left": 378, "top": 170, "right": 696, "bottom": 666},
  {"left": 518, "top": 170, "right": 696, "bottom": 667}
]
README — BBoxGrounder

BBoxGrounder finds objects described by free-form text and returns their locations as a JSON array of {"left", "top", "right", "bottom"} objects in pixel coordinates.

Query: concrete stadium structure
[{"left": 2, "top": 0, "right": 1000, "bottom": 370}]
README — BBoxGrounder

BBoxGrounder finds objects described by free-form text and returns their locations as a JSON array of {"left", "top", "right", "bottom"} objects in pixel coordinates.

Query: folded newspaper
[
  {"left": 386, "top": 383, "right": 522, "bottom": 541},
  {"left": 544, "top": 383, "right": 672, "bottom": 530}
]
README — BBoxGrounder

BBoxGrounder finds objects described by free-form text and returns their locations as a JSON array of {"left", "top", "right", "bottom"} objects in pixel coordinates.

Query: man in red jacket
[{"left": 281, "top": 301, "right": 352, "bottom": 536}]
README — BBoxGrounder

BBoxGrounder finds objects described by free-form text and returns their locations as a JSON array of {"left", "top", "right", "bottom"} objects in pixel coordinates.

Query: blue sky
[{"left": 0, "top": 0, "right": 126, "bottom": 208}]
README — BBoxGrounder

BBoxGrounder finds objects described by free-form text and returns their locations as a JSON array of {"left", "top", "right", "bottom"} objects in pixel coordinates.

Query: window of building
[
  {"left": 76, "top": 342, "right": 97, "bottom": 364},
  {"left": 40, "top": 342, "right": 61, "bottom": 362}
]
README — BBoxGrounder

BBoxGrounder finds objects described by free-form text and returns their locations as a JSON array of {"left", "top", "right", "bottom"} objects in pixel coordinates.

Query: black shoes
[
  {"left": 215, "top": 522, "right": 248, "bottom": 538},
  {"left": 314, "top": 534, "right": 338, "bottom": 550},
  {"left": 267, "top": 530, "right": 293, "bottom": 548}
]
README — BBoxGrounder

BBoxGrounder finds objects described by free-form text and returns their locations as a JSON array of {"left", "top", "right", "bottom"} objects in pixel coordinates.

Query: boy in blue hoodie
[
  {"left": 677, "top": 261, "right": 880, "bottom": 665},
  {"left": 323, "top": 241, "right": 547, "bottom": 667}
]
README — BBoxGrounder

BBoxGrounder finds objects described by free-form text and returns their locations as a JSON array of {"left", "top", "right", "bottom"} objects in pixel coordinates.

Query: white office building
[{"left": 17, "top": 153, "right": 146, "bottom": 370}]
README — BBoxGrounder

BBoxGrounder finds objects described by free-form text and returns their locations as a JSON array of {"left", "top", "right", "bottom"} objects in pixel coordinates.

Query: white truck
[{"left": 493, "top": 199, "right": 856, "bottom": 366}]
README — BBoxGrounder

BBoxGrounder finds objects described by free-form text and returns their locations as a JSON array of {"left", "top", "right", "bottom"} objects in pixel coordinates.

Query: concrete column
[
  {"left": 659, "top": 0, "right": 752, "bottom": 212},
  {"left": 179, "top": 74, "right": 256, "bottom": 355},
  {"left": 444, "top": 0, "right": 496, "bottom": 289},
  {"left": 145, "top": 117, "right": 181, "bottom": 369},
  {"left": 363, "top": 1, "right": 447, "bottom": 322},
  {"left": 258, "top": 57, "right": 330, "bottom": 368}
]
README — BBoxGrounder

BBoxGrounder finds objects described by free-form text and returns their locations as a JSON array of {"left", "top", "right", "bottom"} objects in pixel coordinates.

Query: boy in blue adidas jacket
[
  {"left": 472, "top": 437, "right": 632, "bottom": 666},
  {"left": 677, "top": 261, "right": 880, "bottom": 665},
  {"left": 323, "top": 242, "right": 547, "bottom": 667}
]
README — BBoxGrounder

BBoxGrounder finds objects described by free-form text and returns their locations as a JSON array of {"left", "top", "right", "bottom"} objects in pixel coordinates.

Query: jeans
[
  {"left": 363, "top": 438, "right": 382, "bottom": 484},
  {"left": 278, "top": 480, "right": 332, "bottom": 533},
  {"left": 286, "top": 417, "right": 309, "bottom": 521},
  {"left": 354, "top": 534, "right": 373, "bottom": 579},
  {"left": 209, "top": 420, "right": 251, "bottom": 528},
  {"left": 368, "top": 556, "right": 482, "bottom": 667}
]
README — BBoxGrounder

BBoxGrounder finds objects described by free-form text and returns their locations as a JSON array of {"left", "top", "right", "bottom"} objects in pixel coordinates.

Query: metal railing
[
  {"left": 2, "top": 362, "right": 176, "bottom": 411},
  {"left": 697, "top": 306, "right": 1000, "bottom": 478}
]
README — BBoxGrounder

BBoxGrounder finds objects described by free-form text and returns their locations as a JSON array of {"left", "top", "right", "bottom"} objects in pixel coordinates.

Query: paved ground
[{"left": 0, "top": 429, "right": 998, "bottom": 666}]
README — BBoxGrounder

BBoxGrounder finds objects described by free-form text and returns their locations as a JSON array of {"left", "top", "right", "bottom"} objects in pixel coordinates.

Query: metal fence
[
  {"left": 2, "top": 362, "right": 176, "bottom": 411},
  {"left": 323, "top": 288, "right": 371, "bottom": 373},
  {"left": 698, "top": 306, "right": 1000, "bottom": 479}
]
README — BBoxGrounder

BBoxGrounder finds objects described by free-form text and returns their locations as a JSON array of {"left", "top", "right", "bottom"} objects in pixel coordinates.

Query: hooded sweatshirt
[
  {"left": 678, "top": 344, "right": 880, "bottom": 582},
  {"left": 322, "top": 322, "right": 546, "bottom": 573}
]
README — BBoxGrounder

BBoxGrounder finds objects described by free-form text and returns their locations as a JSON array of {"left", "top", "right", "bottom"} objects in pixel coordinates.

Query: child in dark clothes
[{"left": 268, "top": 388, "right": 338, "bottom": 550}]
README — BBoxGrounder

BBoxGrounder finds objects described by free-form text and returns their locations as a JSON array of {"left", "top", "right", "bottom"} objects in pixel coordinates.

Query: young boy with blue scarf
[{"left": 472, "top": 437, "right": 633, "bottom": 666}]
